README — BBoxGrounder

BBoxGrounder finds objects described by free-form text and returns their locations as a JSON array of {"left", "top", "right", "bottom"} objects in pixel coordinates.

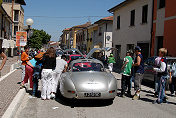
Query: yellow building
[{"left": 87, "top": 24, "right": 98, "bottom": 53}]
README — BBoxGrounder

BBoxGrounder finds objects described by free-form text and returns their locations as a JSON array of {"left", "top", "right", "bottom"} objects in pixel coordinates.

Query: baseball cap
[{"left": 135, "top": 46, "right": 141, "bottom": 51}]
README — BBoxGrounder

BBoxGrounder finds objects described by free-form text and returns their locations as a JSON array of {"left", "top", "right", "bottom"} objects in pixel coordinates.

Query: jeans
[
  {"left": 158, "top": 76, "right": 167, "bottom": 103},
  {"left": 21, "top": 65, "right": 25, "bottom": 82},
  {"left": 32, "top": 77, "right": 39, "bottom": 96},
  {"left": 154, "top": 74, "right": 160, "bottom": 94},
  {"left": 169, "top": 76, "right": 176, "bottom": 94}
]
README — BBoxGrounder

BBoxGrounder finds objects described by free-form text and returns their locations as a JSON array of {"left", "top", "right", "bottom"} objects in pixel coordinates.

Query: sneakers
[
  {"left": 20, "top": 83, "right": 25, "bottom": 89},
  {"left": 154, "top": 92, "right": 158, "bottom": 98},
  {"left": 51, "top": 93, "right": 56, "bottom": 99},
  {"left": 152, "top": 100, "right": 160, "bottom": 104},
  {"left": 132, "top": 94, "right": 140, "bottom": 100},
  {"left": 119, "top": 94, "right": 125, "bottom": 98}
]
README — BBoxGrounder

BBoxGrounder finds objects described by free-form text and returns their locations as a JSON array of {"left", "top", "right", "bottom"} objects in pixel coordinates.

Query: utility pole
[{"left": 11, "top": 0, "right": 14, "bottom": 39}]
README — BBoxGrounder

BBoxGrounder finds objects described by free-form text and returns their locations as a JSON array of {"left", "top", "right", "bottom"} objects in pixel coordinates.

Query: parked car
[
  {"left": 58, "top": 48, "right": 117, "bottom": 101},
  {"left": 66, "top": 54, "right": 84, "bottom": 64},
  {"left": 143, "top": 56, "right": 176, "bottom": 82}
]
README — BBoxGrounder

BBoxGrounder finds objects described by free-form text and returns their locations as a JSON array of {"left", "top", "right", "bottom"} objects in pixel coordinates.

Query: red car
[{"left": 66, "top": 54, "right": 84, "bottom": 64}]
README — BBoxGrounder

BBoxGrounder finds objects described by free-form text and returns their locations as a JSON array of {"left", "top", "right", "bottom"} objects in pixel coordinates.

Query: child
[{"left": 153, "top": 48, "right": 168, "bottom": 104}]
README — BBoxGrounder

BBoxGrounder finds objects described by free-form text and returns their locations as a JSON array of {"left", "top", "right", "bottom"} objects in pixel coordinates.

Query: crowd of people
[
  {"left": 20, "top": 46, "right": 68, "bottom": 100},
  {"left": 115, "top": 46, "right": 175, "bottom": 104},
  {"left": 19, "top": 45, "right": 176, "bottom": 104}
]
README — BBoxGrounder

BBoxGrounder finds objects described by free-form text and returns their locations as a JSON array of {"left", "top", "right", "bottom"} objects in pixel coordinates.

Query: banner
[{"left": 16, "top": 31, "right": 27, "bottom": 46}]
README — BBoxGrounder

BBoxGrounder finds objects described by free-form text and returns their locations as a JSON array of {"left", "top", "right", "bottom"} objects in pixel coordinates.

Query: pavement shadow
[
  {"left": 141, "top": 89, "right": 154, "bottom": 94},
  {"left": 140, "top": 97, "right": 154, "bottom": 103},
  {"left": 55, "top": 91, "right": 113, "bottom": 108}
]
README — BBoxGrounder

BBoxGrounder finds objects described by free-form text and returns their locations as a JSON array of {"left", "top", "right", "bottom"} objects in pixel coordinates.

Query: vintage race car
[{"left": 59, "top": 48, "right": 117, "bottom": 101}]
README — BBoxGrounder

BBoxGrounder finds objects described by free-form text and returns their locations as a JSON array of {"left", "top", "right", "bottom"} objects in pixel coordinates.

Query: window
[
  {"left": 117, "top": 16, "right": 120, "bottom": 29},
  {"left": 14, "top": 10, "right": 19, "bottom": 21},
  {"left": 3, "top": 0, "right": 12, "bottom": 3},
  {"left": 158, "top": 0, "right": 165, "bottom": 9},
  {"left": 98, "top": 27, "right": 102, "bottom": 36},
  {"left": 127, "top": 44, "right": 134, "bottom": 52},
  {"left": 14, "top": 26, "right": 18, "bottom": 36},
  {"left": 130, "top": 10, "right": 135, "bottom": 26},
  {"left": 142, "top": 5, "right": 148, "bottom": 23}
]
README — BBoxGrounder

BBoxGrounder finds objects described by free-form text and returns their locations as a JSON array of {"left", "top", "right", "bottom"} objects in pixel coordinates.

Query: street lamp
[
  {"left": 26, "top": 18, "right": 34, "bottom": 28},
  {"left": 26, "top": 18, "right": 34, "bottom": 40}
]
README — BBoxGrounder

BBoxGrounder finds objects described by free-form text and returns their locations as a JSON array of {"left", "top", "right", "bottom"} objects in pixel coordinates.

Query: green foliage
[{"left": 27, "top": 29, "right": 51, "bottom": 49}]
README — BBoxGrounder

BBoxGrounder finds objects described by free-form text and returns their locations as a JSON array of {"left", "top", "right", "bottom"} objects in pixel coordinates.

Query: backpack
[{"left": 172, "top": 62, "right": 176, "bottom": 77}]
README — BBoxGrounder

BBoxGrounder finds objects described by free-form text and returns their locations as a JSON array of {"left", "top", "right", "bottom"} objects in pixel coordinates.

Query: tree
[{"left": 27, "top": 29, "right": 51, "bottom": 49}]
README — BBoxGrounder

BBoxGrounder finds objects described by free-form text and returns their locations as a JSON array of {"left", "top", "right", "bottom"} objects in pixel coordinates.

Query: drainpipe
[
  {"left": 150, "top": 0, "right": 154, "bottom": 57},
  {"left": 11, "top": 0, "right": 14, "bottom": 39}
]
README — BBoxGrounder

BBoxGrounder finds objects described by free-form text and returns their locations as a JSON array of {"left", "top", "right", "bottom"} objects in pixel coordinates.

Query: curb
[{"left": 2, "top": 88, "right": 26, "bottom": 118}]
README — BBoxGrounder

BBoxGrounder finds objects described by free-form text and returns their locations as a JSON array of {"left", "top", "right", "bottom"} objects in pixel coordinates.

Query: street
[{"left": 15, "top": 73, "right": 176, "bottom": 118}]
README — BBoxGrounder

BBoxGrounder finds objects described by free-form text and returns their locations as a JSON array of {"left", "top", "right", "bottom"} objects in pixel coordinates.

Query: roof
[
  {"left": 72, "top": 22, "right": 91, "bottom": 28},
  {"left": 63, "top": 28, "right": 71, "bottom": 31},
  {"left": 94, "top": 16, "right": 113, "bottom": 24},
  {"left": 108, "top": 0, "right": 133, "bottom": 13},
  {"left": 16, "top": 0, "right": 26, "bottom": 5},
  {"left": 102, "top": 16, "right": 113, "bottom": 20}
]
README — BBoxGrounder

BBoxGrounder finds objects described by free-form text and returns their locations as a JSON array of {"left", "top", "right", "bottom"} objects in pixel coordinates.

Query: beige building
[
  {"left": 2, "top": 0, "right": 26, "bottom": 38},
  {"left": 108, "top": 0, "right": 153, "bottom": 60},
  {"left": 2, "top": 0, "right": 26, "bottom": 56},
  {"left": 0, "top": 5, "right": 13, "bottom": 56}
]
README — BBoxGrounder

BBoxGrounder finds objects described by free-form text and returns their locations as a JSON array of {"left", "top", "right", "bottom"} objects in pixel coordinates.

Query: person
[
  {"left": 0, "top": 49, "right": 7, "bottom": 71},
  {"left": 41, "top": 47, "right": 56, "bottom": 100},
  {"left": 169, "top": 62, "right": 176, "bottom": 96},
  {"left": 52, "top": 55, "right": 68, "bottom": 98},
  {"left": 20, "top": 55, "right": 36, "bottom": 89},
  {"left": 132, "top": 46, "right": 144, "bottom": 100},
  {"left": 108, "top": 53, "right": 116, "bottom": 73},
  {"left": 153, "top": 48, "right": 168, "bottom": 104},
  {"left": 119, "top": 50, "right": 133, "bottom": 97},
  {"left": 32, "top": 52, "right": 45, "bottom": 97},
  {"left": 21, "top": 46, "right": 29, "bottom": 84},
  {"left": 154, "top": 56, "right": 162, "bottom": 97}
]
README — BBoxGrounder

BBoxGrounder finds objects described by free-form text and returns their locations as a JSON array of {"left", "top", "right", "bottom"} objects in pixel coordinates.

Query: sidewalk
[
  {"left": 0, "top": 56, "right": 21, "bottom": 118},
  {"left": 0, "top": 69, "right": 21, "bottom": 118},
  {"left": 0, "top": 56, "right": 19, "bottom": 77}
]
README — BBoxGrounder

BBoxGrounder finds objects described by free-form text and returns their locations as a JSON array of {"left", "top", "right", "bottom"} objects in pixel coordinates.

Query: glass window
[
  {"left": 142, "top": 5, "right": 148, "bottom": 23},
  {"left": 130, "top": 10, "right": 135, "bottom": 26},
  {"left": 117, "top": 16, "right": 120, "bottom": 29},
  {"left": 14, "top": 10, "right": 19, "bottom": 21},
  {"left": 14, "top": 26, "right": 18, "bottom": 36},
  {"left": 158, "top": 0, "right": 165, "bottom": 9},
  {"left": 72, "top": 62, "right": 103, "bottom": 72}
]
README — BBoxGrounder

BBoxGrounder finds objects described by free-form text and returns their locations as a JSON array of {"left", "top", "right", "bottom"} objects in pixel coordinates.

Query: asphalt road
[{"left": 15, "top": 73, "right": 176, "bottom": 118}]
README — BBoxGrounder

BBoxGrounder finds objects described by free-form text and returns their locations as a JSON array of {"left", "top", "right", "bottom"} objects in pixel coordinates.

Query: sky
[{"left": 23, "top": 0, "right": 124, "bottom": 42}]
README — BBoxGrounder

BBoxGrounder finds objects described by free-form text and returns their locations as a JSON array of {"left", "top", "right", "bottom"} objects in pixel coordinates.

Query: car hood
[{"left": 70, "top": 72, "right": 110, "bottom": 92}]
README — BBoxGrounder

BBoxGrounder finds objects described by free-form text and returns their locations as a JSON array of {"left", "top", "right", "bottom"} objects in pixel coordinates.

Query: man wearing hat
[{"left": 132, "top": 46, "right": 144, "bottom": 100}]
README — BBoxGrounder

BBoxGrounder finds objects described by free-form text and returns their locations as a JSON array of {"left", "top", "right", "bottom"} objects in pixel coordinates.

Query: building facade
[
  {"left": 109, "top": 0, "right": 153, "bottom": 60},
  {"left": 93, "top": 16, "right": 113, "bottom": 56},
  {"left": 0, "top": 5, "right": 13, "bottom": 56},
  {"left": 151, "top": 0, "right": 176, "bottom": 57},
  {"left": 2, "top": 0, "right": 26, "bottom": 56}
]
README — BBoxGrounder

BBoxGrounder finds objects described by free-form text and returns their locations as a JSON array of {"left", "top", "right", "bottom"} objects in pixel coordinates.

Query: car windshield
[{"left": 72, "top": 62, "right": 103, "bottom": 72}]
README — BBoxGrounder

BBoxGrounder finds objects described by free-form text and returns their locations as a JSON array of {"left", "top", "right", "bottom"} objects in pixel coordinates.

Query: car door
[{"left": 144, "top": 57, "right": 155, "bottom": 82}]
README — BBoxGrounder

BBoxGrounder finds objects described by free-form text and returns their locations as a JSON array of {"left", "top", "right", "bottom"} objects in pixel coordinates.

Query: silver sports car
[{"left": 59, "top": 48, "right": 117, "bottom": 100}]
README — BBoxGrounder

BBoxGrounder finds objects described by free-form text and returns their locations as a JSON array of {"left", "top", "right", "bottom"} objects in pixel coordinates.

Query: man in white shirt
[{"left": 51, "top": 55, "right": 68, "bottom": 98}]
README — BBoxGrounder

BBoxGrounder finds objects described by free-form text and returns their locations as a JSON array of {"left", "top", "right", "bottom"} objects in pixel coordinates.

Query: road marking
[{"left": 0, "top": 69, "right": 17, "bottom": 82}]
